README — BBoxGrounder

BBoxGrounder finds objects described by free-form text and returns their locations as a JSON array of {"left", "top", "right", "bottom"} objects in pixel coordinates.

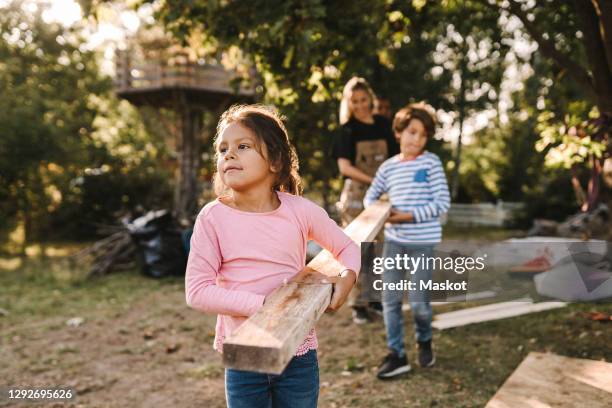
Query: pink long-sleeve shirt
[{"left": 185, "top": 191, "right": 361, "bottom": 355}]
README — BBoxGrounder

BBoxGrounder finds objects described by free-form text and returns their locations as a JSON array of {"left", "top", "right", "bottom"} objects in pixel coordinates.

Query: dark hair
[
  {"left": 393, "top": 102, "right": 437, "bottom": 138},
  {"left": 213, "top": 104, "right": 302, "bottom": 196}
]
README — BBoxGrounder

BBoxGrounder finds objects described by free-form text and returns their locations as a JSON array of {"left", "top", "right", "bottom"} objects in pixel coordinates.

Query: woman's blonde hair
[
  {"left": 213, "top": 104, "right": 302, "bottom": 196},
  {"left": 339, "top": 76, "right": 376, "bottom": 125}
]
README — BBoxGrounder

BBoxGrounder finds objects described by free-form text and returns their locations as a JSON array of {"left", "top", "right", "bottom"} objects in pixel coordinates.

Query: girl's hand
[
  {"left": 288, "top": 267, "right": 357, "bottom": 312},
  {"left": 387, "top": 209, "right": 413, "bottom": 223},
  {"left": 327, "top": 269, "right": 357, "bottom": 312}
]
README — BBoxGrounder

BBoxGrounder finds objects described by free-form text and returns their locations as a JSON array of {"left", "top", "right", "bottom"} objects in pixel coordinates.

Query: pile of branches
[
  {"left": 68, "top": 210, "right": 188, "bottom": 278},
  {"left": 69, "top": 228, "right": 137, "bottom": 277},
  {"left": 528, "top": 203, "right": 610, "bottom": 240}
]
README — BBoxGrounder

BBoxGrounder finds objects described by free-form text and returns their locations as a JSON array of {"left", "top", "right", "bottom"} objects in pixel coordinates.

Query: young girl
[{"left": 185, "top": 104, "right": 360, "bottom": 408}]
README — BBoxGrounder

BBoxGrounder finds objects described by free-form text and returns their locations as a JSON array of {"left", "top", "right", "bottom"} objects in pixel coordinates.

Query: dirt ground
[{"left": 1, "top": 254, "right": 611, "bottom": 407}]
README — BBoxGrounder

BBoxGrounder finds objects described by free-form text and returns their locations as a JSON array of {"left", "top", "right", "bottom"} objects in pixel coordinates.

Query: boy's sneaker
[
  {"left": 368, "top": 301, "right": 384, "bottom": 317},
  {"left": 351, "top": 306, "right": 370, "bottom": 324},
  {"left": 418, "top": 340, "right": 435, "bottom": 368},
  {"left": 377, "top": 351, "right": 411, "bottom": 379}
]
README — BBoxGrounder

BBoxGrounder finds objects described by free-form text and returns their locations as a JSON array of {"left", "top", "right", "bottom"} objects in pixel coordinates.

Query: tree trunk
[
  {"left": 584, "top": 156, "right": 602, "bottom": 212},
  {"left": 174, "top": 105, "right": 203, "bottom": 224},
  {"left": 570, "top": 165, "right": 587, "bottom": 208},
  {"left": 451, "top": 109, "right": 464, "bottom": 201},
  {"left": 595, "top": 0, "right": 612, "bottom": 71},
  {"left": 21, "top": 209, "right": 30, "bottom": 256},
  {"left": 574, "top": 0, "right": 612, "bottom": 114},
  {"left": 451, "top": 58, "right": 467, "bottom": 201}
]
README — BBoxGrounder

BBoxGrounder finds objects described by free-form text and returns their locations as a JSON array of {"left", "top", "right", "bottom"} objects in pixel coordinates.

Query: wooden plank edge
[
  {"left": 433, "top": 302, "right": 567, "bottom": 330},
  {"left": 222, "top": 284, "right": 332, "bottom": 374}
]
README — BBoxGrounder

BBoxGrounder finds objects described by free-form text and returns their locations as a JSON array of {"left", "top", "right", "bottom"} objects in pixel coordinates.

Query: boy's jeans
[
  {"left": 382, "top": 241, "right": 434, "bottom": 357},
  {"left": 225, "top": 349, "right": 319, "bottom": 408}
]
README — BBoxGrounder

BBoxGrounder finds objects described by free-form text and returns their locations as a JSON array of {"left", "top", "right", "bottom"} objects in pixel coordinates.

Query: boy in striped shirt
[{"left": 364, "top": 103, "right": 450, "bottom": 379}]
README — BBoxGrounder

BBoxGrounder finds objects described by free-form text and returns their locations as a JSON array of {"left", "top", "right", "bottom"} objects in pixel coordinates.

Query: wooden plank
[
  {"left": 432, "top": 300, "right": 567, "bottom": 330},
  {"left": 402, "top": 290, "right": 498, "bottom": 311},
  {"left": 222, "top": 201, "right": 391, "bottom": 374},
  {"left": 444, "top": 290, "right": 498, "bottom": 303},
  {"left": 486, "top": 352, "right": 612, "bottom": 408},
  {"left": 434, "top": 298, "right": 534, "bottom": 319}
]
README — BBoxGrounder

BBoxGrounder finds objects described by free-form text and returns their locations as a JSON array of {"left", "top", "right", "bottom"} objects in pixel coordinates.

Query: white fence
[{"left": 444, "top": 201, "right": 524, "bottom": 227}]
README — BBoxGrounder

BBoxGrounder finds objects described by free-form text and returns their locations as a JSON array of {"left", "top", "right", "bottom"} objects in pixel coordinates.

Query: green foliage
[
  {"left": 3, "top": 0, "right": 606, "bottom": 247},
  {"left": 49, "top": 97, "right": 174, "bottom": 240},
  {"left": 536, "top": 105, "right": 606, "bottom": 169},
  {"left": 0, "top": 1, "right": 173, "bottom": 245},
  {"left": 149, "top": 0, "right": 510, "bottom": 206},
  {"left": 0, "top": 1, "right": 110, "bottom": 243},
  {"left": 149, "top": 0, "right": 394, "bottom": 202},
  {"left": 520, "top": 168, "right": 582, "bottom": 223}
]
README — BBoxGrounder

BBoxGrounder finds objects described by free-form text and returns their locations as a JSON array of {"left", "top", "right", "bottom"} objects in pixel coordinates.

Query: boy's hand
[
  {"left": 387, "top": 209, "right": 413, "bottom": 223},
  {"left": 326, "top": 269, "right": 357, "bottom": 312}
]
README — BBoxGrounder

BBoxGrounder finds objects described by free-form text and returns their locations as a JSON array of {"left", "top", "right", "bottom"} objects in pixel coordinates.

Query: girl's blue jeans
[
  {"left": 225, "top": 349, "right": 319, "bottom": 408},
  {"left": 382, "top": 241, "right": 434, "bottom": 357}
]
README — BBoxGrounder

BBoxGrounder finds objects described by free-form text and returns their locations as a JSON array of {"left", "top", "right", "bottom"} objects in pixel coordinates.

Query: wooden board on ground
[
  {"left": 486, "top": 352, "right": 612, "bottom": 408},
  {"left": 222, "top": 201, "right": 391, "bottom": 374},
  {"left": 432, "top": 298, "right": 567, "bottom": 330},
  {"left": 402, "top": 290, "right": 498, "bottom": 311}
]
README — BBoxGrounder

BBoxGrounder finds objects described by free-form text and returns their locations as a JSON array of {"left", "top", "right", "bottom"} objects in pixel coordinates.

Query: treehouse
[
  {"left": 113, "top": 40, "right": 255, "bottom": 222},
  {"left": 114, "top": 50, "right": 254, "bottom": 109}
]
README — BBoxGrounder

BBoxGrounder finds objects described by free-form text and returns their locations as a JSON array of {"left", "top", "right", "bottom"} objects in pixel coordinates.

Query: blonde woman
[{"left": 333, "top": 77, "right": 398, "bottom": 324}]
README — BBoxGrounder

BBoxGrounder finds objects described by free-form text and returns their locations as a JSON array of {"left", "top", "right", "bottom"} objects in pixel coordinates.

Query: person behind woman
[
  {"left": 373, "top": 95, "right": 393, "bottom": 120},
  {"left": 186, "top": 104, "right": 360, "bottom": 407},
  {"left": 332, "top": 76, "right": 399, "bottom": 324}
]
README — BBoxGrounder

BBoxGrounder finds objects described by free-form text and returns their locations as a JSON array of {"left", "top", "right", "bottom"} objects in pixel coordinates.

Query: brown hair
[
  {"left": 393, "top": 102, "right": 437, "bottom": 138},
  {"left": 213, "top": 104, "right": 302, "bottom": 196}
]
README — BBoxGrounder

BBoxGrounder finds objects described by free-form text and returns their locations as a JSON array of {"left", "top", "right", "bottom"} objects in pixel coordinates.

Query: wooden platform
[
  {"left": 486, "top": 352, "right": 612, "bottom": 408},
  {"left": 114, "top": 54, "right": 255, "bottom": 109},
  {"left": 432, "top": 298, "right": 567, "bottom": 330}
]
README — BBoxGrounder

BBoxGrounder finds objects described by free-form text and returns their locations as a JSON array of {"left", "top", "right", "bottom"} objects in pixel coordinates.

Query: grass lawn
[{"left": 1, "top": 234, "right": 611, "bottom": 407}]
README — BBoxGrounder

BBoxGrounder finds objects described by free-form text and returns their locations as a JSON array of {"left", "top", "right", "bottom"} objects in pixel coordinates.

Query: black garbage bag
[{"left": 127, "top": 209, "right": 187, "bottom": 278}]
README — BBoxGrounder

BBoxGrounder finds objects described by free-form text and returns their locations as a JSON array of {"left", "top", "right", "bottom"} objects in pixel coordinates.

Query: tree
[
  {"left": 148, "top": 0, "right": 395, "bottom": 206},
  {"left": 473, "top": 0, "right": 611, "bottom": 211},
  {"left": 0, "top": 1, "right": 174, "bottom": 249},
  {"left": 145, "top": 0, "right": 609, "bottom": 215},
  {"left": 147, "top": 0, "right": 511, "bottom": 206},
  {"left": 0, "top": 1, "right": 110, "bottom": 249}
]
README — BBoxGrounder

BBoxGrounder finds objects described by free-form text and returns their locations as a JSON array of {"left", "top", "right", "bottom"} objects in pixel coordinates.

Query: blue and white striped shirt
[{"left": 364, "top": 151, "right": 451, "bottom": 243}]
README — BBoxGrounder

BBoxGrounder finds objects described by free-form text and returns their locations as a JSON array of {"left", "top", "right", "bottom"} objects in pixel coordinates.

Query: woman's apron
[
  {"left": 337, "top": 139, "right": 388, "bottom": 307},
  {"left": 337, "top": 139, "right": 388, "bottom": 226}
]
